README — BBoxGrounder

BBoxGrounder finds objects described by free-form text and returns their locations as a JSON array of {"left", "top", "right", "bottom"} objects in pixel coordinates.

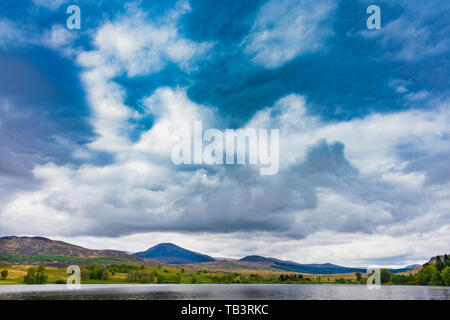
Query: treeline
[
  {"left": 125, "top": 266, "right": 253, "bottom": 284},
  {"left": 81, "top": 264, "right": 189, "bottom": 283},
  {"left": 403, "top": 255, "right": 449, "bottom": 286},
  {"left": 81, "top": 264, "right": 145, "bottom": 280},
  {"left": 278, "top": 273, "right": 360, "bottom": 284},
  {"left": 0, "top": 252, "right": 130, "bottom": 264},
  {"left": 126, "top": 266, "right": 235, "bottom": 284},
  {"left": 275, "top": 256, "right": 450, "bottom": 286},
  {"left": 353, "top": 255, "right": 450, "bottom": 286},
  {"left": 376, "top": 255, "right": 450, "bottom": 286},
  {"left": 128, "top": 269, "right": 183, "bottom": 283}
]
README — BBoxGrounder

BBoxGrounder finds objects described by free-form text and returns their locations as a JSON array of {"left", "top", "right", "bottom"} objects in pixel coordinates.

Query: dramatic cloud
[
  {"left": 2, "top": 88, "right": 449, "bottom": 244},
  {"left": 0, "top": 0, "right": 448, "bottom": 266}
]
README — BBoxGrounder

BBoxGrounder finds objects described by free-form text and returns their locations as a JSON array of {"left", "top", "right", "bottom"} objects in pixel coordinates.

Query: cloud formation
[
  {"left": 0, "top": 0, "right": 448, "bottom": 265},
  {"left": 2, "top": 86, "right": 449, "bottom": 242}
]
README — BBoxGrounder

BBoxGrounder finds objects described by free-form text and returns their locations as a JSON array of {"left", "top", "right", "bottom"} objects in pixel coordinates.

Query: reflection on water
[{"left": 0, "top": 284, "right": 449, "bottom": 300}]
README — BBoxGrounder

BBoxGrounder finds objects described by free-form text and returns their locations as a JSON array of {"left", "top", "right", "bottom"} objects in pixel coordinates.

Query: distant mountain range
[
  {"left": 133, "top": 243, "right": 215, "bottom": 264},
  {"left": 0, "top": 236, "right": 438, "bottom": 274},
  {"left": 239, "top": 255, "right": 412, "bottom": 274},
  {"left": 240, "top": 255, "right": 367, "bottom": 274}
]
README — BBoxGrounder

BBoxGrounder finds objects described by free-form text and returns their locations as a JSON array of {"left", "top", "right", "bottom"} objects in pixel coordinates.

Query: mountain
[
  {"left": 239, "top": 255, "right": 417, "bottom": 274},
  {"left": 406, "top": 264, "right": 422, "bottom": 268},
  {"left": 240, "top": 255, "right": 274, "bottom": 264},
  {"left": 240, "top": 255, "right": 366, "bottom": 274},
  {"left": 133, "top": 243, "right": 216, "bottom": 264},
  {"left": 0, "top": 236, "right": 155, "bottom": 266},
  {"left": 182, "top": 259, "right": 276, "bottom": 272}
]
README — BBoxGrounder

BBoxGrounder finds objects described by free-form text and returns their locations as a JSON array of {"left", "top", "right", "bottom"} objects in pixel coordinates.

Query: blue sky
[{"left": 0, "top": 0, "right": 449, "bottom": 267}]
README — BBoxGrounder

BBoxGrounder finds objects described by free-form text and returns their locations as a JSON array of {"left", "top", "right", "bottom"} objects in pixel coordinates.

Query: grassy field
[
  {"left": 0, "top": 264, "right": 375, "bottom": 285},
  {"left": 0, "top": 265, "right": 228, "bottom": 284}
]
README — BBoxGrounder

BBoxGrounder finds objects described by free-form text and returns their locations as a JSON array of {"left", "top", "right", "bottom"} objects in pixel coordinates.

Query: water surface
[{"left": 0, "top": 284, "right": 449, "bottom": 300}]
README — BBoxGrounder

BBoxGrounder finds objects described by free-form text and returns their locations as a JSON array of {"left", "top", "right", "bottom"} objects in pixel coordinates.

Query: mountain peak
[
  {"left": 156, "top": 243, "right": 178, "bottom": 247},
  {"left": 133, "top": 243, "right": 215, "bottom": 264},
  {"left": 240, "top": 255, "right": 274, "bottom": 263},
  {"left": 0, "top": 236, "right": 51, "bottom": 241}
]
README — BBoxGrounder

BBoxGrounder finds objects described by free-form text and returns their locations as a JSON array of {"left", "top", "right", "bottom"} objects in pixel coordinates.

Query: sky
[{"left": 0, "top": 0, "right": 449, "bottom": 267}]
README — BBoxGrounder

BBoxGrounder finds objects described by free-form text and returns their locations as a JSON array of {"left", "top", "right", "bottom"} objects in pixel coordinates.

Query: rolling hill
[
  {"left": 133, "top": 243, "right": 216, "bottom": 264},
  {"left": 0, "top": 236, "right": 155, "bottom": 266}
]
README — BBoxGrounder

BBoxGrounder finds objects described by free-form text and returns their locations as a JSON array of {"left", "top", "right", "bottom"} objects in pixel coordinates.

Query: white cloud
[
  {"left": 242, "top": 0, "right": 336, "bottom": 68},
  {"left": 133, "top": 87, "right": 217, "bottom": 158},
  {"left": 74, "top": 3, "right": 212, "bottom": 154},
  {"left": 90, "top": 6, "right": 211, "bottom": 77}
]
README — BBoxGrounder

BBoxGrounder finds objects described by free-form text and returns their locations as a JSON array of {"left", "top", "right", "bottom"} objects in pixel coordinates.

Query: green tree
[
  {"left": 81, "top": 268, "right": 90, "bottom": 281},
  {"left": 419, "top": 264, "right": 439, "bottom": 285},
  {"left": 157, "top": 275, "right": 165, "bottom": 283},
  {"left": 101, "top": 269, "right": 110, "bottom": 280},
  {"left": 127, "top": 271, "right": 138, "bottom": 282},
  {"left": 441, "top": 266, "right": 450, "bottom": 286},
  {"left": 0, "top": 270, "right": 8, "bottom": 280},
  {"left": 392, "top": 274, "right": 408, "bottom": 285},
  {"left": 355, "top": 272, "right": 362, "bottom": 281},
  {"left": 380, "top": 269, "right": 392, "bottom": 284},
  {"left": 23, "top": 267, "right": 48, "bottom": 284},
  {"left": 436, "top": 256, "right": 445, "bottom": 272}
]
